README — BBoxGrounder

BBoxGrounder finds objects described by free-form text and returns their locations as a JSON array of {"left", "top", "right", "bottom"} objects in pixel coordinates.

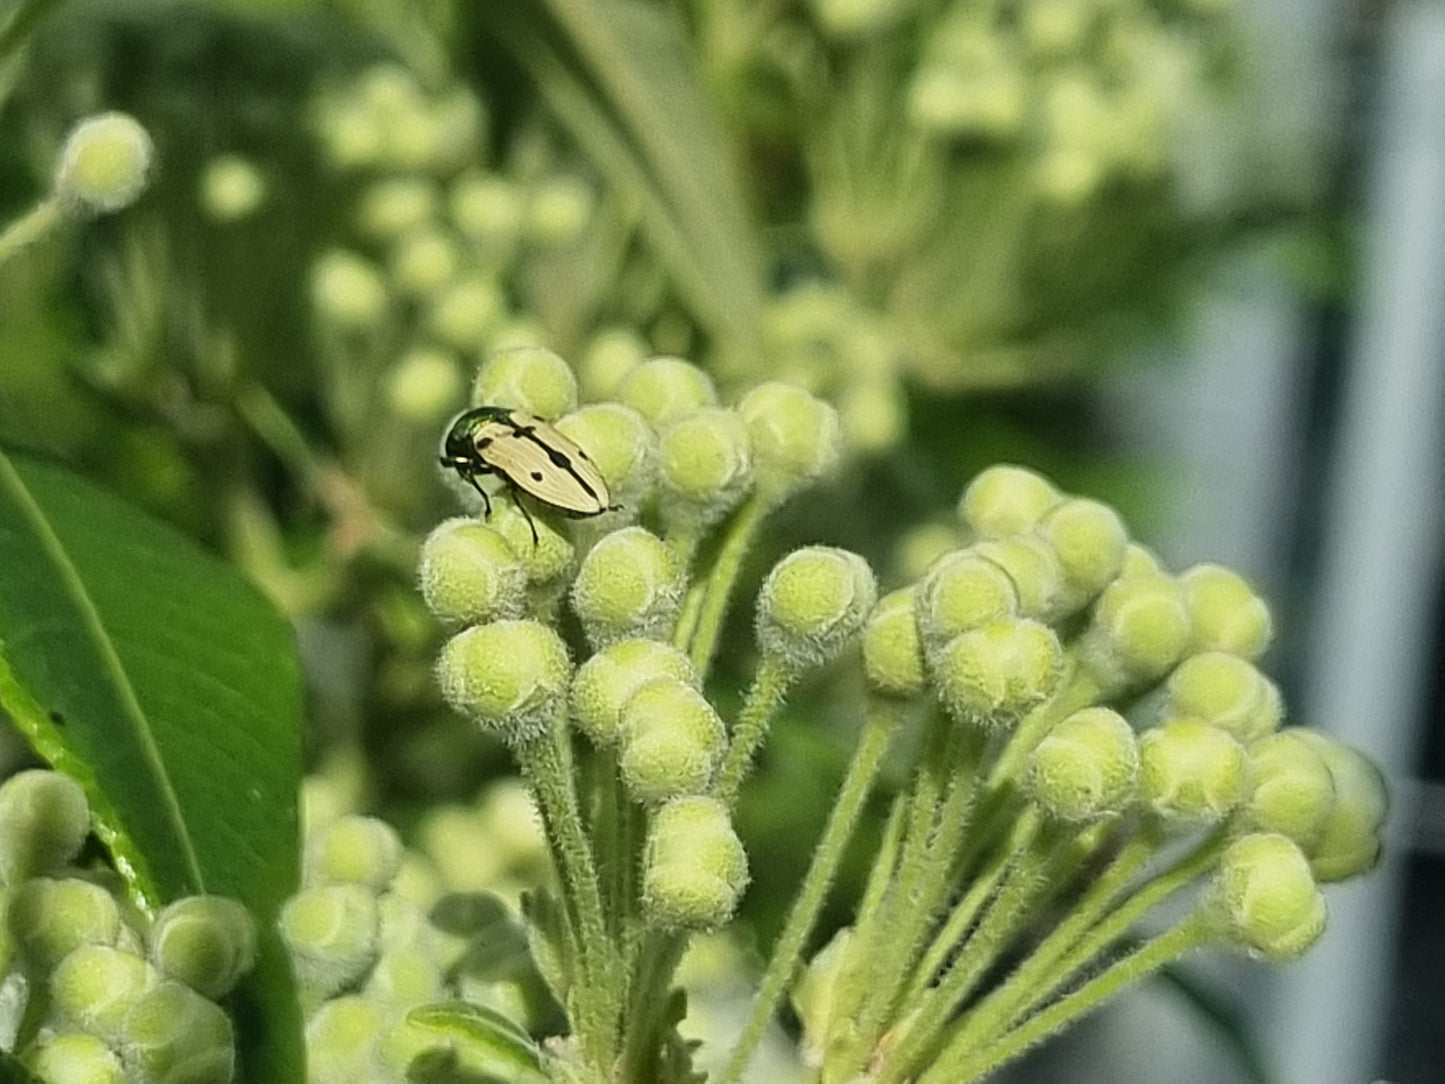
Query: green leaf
[
  {"left": 0, "top": 1048, "right": 41, "bottom": 1083},
  {"left": 0, "top": 448, "right": 303, "bottom": 1080},
  {"left": 407, "top": 1000, "right": 548, "bottom": 1083},
  {"left": 481, "top": 0, "right": 766, "bottom": 360}
]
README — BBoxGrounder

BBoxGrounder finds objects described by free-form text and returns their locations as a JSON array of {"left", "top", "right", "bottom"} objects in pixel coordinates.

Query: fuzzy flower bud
[
  {"left": 419, "top": 518, "right": 527, "bottom": 625},
  {"left": 437, "top": 620, "right": 573, "bottom": 743},
  {"left": 8, "top": 877, "right": 122, "bottom": 969},
  {"left": 1080, "top": 571, "right": 1192, "bottom": 694},
  {"left": 450, "top": 173, "right": 524, "bottom": 259},
  {"left": 279, "top": 884, "right": 380, "bottom": 1008},
  {"left": 387, "top": 346, "right": 464, "bottom": 422},
  {"left": 916, "top": 549, "right": 1019, "bottom": 651},
  {"left": 23, "top": 1032, "right": 124, "bottom": 1083},
  {"left": 389, "top": 229, "right": 461, "bottom": 298},
  {"left": 1166, "top": 652, "right": 1282, "bottom": 744},
  {"left": 933, "top": 617, "right": 1064, "bottom": 729},
  {"left": 570, "top": 639, "right": 699, "bottom": 748},
  {"left": 51, "top": 945, "right": 159, "bottom": 1039},
  {"left": 1139, "top": 719, "right": 1248, "bottom": 825},
  {"left": 120, "top": 977, "right": 235, "bottom": 1081},
  {"left": 0, "top": 769, "right": 90, "bottom": 884},
  {"left": 1293, "top": 732, "right": 1388, "bottom": 882},
  {"left": 657, "top": 408, "right": 753, "bottom": 529},
  {"left": 311, "top": 250, "right": 389, "bottom": 333},
  {"left": 472, "top": 346, "right": 579, "bottom": 420},
  {"left": 199, "top": 154, "right": 265, "bottom": 222},
  {"left": 489, "top": 500, "right": 575, "bottom": 584},
  {"left": 616, "top": 357, "right": 717, "bottom": 426},
  {"left": 428, "top": 277, "right": 505, "bottom": 352},
  {"left": 957, "top": 465, "right": 1061, "bottom": 540},
  {"left": 973, "top": 536, "right": 1065, "bottom": 621},
  {"left": 55, "top": 112, "right": 153, "bottom": 214},
  {"left": 736, "top": 382, "right": 843, "bottom": 502},
  {"left": 757, "top": 547, "right": 878, "bottom": 672},
  {"left": 525, "top": 175, "right": 594, "bottom": 247},
  {"left": 1180, "top": 564, "right": 1274, "bottom": 660},
  {"left": 571, "top": 527, "right": 684, "bottom": 648},
  {"left": 578, "top": 327, "right": 648, "bottom": 400},
  {"left": 1026, "top": 707, "right": 1139, "bottom": 822},
  {"left": 643, "top": 796, "right": 749, "bottom": 929},
  {"left": 148, "top": 896, "right": 257, "bottom": 1000},
  {"left": 618, "top": 678, "right": 726, "bottom": 803},
  {"left": 1243, "top": 730, "right": 1336, "bottom": 851},
  {"left": 555, "top": 403, "right": 656, "bottom": 509},
  {"left": 863, "top": 588, "right": 926, "bottom": 697},
  {"left": 305, "top": 814, "right": 403, "bottom": 891},
  {"left": 1036, "top": 497, "right": 1129, "bottom": 614},
  {"left": 1207, "top": 833, "right": 1326, "bottom": 961},
  {"left": 305, "top": 996, "right": 387, "bottom": 1080}
]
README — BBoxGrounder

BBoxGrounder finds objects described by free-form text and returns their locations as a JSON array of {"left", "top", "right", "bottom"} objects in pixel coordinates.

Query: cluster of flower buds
[{"left": 0, "top": 770, "right": 253, "bottom": 1083}]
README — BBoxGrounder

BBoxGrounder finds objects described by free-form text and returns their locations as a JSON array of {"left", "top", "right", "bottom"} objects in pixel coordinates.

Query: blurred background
[{"left": 0, "top": 0, "right": 1439, "bottom": 1081}]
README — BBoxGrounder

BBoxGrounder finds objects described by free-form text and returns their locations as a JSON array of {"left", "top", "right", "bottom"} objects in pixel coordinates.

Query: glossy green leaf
[
  {"left": 407, "top": 1000, "right": 548, "bottom": 1083},
  {"left": 0, "top": 448, "right": 303, "bottom": 1080}
]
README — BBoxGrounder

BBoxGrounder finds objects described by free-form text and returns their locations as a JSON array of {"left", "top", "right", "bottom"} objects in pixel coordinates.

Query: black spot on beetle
[
  {"left": 531, "top": 471, "right": 544, "bottom": 482},
  {"left": 548, "top": 448, "right": 571, "bottom": 467}
]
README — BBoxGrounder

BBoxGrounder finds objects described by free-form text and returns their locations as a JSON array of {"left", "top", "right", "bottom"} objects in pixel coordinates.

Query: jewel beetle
[{"left": 439, "top": 406, "right": 619, "bottom": 543}]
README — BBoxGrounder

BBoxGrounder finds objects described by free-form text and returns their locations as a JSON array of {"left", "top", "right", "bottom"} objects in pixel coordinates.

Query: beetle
[{"left": 439, "top": 406, "right": 618, "bottom": 544}]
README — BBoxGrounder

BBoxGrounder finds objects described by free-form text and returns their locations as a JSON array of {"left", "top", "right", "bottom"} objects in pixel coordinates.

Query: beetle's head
[{"left": 439, "top": 411, "right": 479, "bottom": 471}]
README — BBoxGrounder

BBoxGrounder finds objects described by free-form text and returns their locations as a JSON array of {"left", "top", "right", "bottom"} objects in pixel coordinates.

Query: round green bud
[
  {"left": 894, "top": 522, "right": 959, "bottom": 584},
  {"left": 957, "top": 465, "right": 1061, "bottom": 540},
  {"left": 616, "top": 357, "right": 717, "bottom": 426},
  {"left": 55, "top": 112, "right": 153, "bottom": 214},
  {"left": 436, "top": 620, "right": 573, "bottom": 743},
  {"left": 489, "top": 499, "right": 575, "bottom": 584},
  {"left": 1180, "top": 564, "right": 1273, "bottom": 660},
  {"left": 310, "top": 250, "right": 389, "bottom": 333},
  {"left": 0, "top": 769, "right": 91, "bottom": 884},
  {"left": 1080, "top": 572, "right": 1192, "bottom": 694},
  {"left": 973, "top": 536, "right": 1065, "bottom": 621},
  {"left": 363, "top": 947, "right": 445, "bottom": 1007},
  {"left": 306, "top": 815, "right": 403, "bottom": 892},
  {"left": 356, "top": 177, "right": 438, "bottom": 240},
  {"left": 1207, "top": 833, "right": 1326, "bottom": 961},
  {"left": 791, "top": 926, "right": 855, "bottom": 1068},
  {"left": 571, "top": 527, "right": 684, "bottom": 648},
  {"left": 643, "top": 796, "right": 749, "bottom": 930},
  {"left": 863, "top": 588, "right": 926, "bottom": 698},
  {"left": 450, "top": 173, "right": 525, "bottom": 261},
  {"left": 50, "top": 945, "right": 159, "bottom": 1040},
  {"left": 119, "top": 977, "right": 234, "bottom": 1080},
  {"left": 1293, "top": 732, "right": 1388, "bottom": 882},
  {"left": 839, "top": 377, "right": 907, "bottom": 454},
  {"left": 278, "top": 884, "right": 379, "bottom": 1008},
  {"left": 8, "top": 877, "right": 122, "bottom": 969},
  {"left": 1166, "top": 652, "right": 1282, "bottom": 743},
  {"left": 477, "top": 779, "right": 549, "bottom": 875},
  {"left": 555, "top": 403, "right": 656, "bottom": 509},
  {"left": 1138, "top": 719, "right": 1249, "bottom": 825},
  {"left": 618, "top": 678, "right": 727, "bottom": 804},
  {"left": 657, "top": 408, "right": 753, "bottom": 528},
  {"left": 472, "top": 346, "right": 578, "bottom": 420},
  {"left": 812, "top": 0, "right": 911, "bottom": 40},
  {"left": 757, "top": 547, "right": 878, "bottom": 671},
  {"left": 578, "top": 326, "right": 648, "bottom": 401},
  {"left": 933, "top": 618, "right": 1064, "bottom": 730},
  {"left": 1243, "top": 730, "right": 1336, "bottom": 851},
  {"left": 419, "top": 518, "right": 527, "bottom": 625},
  {"left": 389, "top": 228, "right": 461, "bottom": 297},
  {"left": 1036, "top": 497, "right": 1129, "bottom": 614},
  {"left": 428, "top": 276, "right": 506, "bottom": 352},
  {"left": 736, "top": 382, "right": 844, "bottom": 501},
  {"left": 525, "top": 174, "right": 595, "bottom": 247},
  {"left": 1025, "top": 707, "right": 1139, "bottom": 822},
  {"left": 385, "top": 346, "right": 463, "bottom": 422},
  {"left": 148, "top": 895, "right": 256, "bottom": 1000},
  {"left": 24, "top": 1031, "right": 124, "bottom": 1083},
  {"left": 305, "top": 996, "right": 386, "bottom": 1080},
  {"left": 916, "top": 549, "right": 1019, "bottom": 651},
  {"left": 1120, "top": 543, "right": 1166, "bottom": 579},
  {"left": 569, "top": 638, "right": 699, "bottom": 748},
  {"left": 199, "top": 154, "right": 265, "bottom": 222}
]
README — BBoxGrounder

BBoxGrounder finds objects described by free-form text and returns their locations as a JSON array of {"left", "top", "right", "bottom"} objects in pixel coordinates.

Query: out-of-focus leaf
[
  {"left": 407, "top": 1000, "right": 549, "bottom": 1083},
  {"left": 0, "top": 1048, "right": 41, "bottom": 1083},
  {"left": 0, "top": 448, "right": 304, "bottom": 1081}
]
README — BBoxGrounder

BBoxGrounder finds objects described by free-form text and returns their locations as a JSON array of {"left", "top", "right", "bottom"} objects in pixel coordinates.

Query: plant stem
[
  {"left": 0, "top": 198, "right": 63, "bottom": 270},
  {"left": 711, "top": 653, "right": 795, "bottom": 809},
  {"left": 686, "top": 494, "right": 771, "bottom": 676}
]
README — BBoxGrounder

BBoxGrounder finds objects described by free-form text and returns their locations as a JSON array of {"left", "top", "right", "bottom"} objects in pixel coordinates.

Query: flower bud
[
  {"left": 616, "top": 357, "right": 717, "bottom": 426},
  {"left": 1026, "top": 707, "right": 1138, "bottom": 822},
  {"left": 306, "top": 815, "right": 403, "bottom": 892},
  {"left": 450, "top": 173, "right": 525, "bottom": 261},
  {"left": 894, "top": 522, "right": 958, "bottom": 583},
  {"left": 147, "top": 895, "right": 257, "bottom": 1001},
  {"left": 525, "top": 174, "right": 594, "bottom": 247},
  {"left": 428, "top": 276, "right": 506, "bottom": 352},
  {"left": 305, "top": 996, "right": 386, "bottom": 1080},
  {"left": 578, "top": 327, "right": 648, "bottom": 400},
  {"left": 1179, "top": 564, "right": 1273, "bottom": 660},
  {"left": 657, "top": 408, "right": 753, "bottom": 529},
  {"left": 791, "top": 926, "right": 855, "bottom": 1068},
  {"left": 55, "top": 112, "right": 153, "bottom": 214},
  {"left": 933, "top": 617, "right": 1064, "bottom": 729},
  {"left": 356, "top": 177, "right": 438, "bottom": 240},
  {"left": 1243, "top": 730, "right": 1336, "bottom": 850},
  {"left": 489, "top": 499, "right": 575, "bottom": 584},
  {"left": 364, "top": 947, "right": 445, "bottom": 1007},
  {"left": 386, "top": 346, "right": 464, "bottom": 422},
  {"left": 863, "top": 588, "right": 926, "bottom": 697},
  {"left": 0, "top": 769, "right": 90, "bottom": 884},
  {"left": 390, "top": 229, "right": 462, "bottom": 298},
  {"left": 437, "top": 620, "right": 573, "bottom": 744},
  {"left": 51, "top": 945, "right": 159, "bottom": 1039},
  {"left": 120, "top": 977, "right": 235, "bottom": 1081},
  {"left": 1120, "top": 543, "right": 1165, "bottom": 579},
  {"left": 736, "top": 382, "right": 843, "bottom": 501},
  {"left": 916, "top": 549, "right": 1019, "bottom": 651},
  {"left": 571, "top": 527, "right": 684, "bottom": 648},
  {"left": 23, "top": 1032, "right": 124, "bottom": 1083},
  {"left": 839, "top": 378, "right": 906, "bottom": 454},
  {"left": 8, "top": 877, "right": 122, "bottom": 969},
  {"left": 618, "top": 678, "right": 726, "bottom": 803},
  {"left": 973, "top": 536, "right": 1065, "bottom": 621},
  {"left": 555, "top": 403, "right": 656, "bottom": 510},
  {"left": 311, "top": 250, "right": 389, "bottom": 333},
  {"left": 1207, "top": 833, "right": 1326, "bottom": 961},
  {"left": 757, "top": 547, "right": 877, "bottom": 671},
  {"left": 1166, "top": 652, "right": 1282, "bottom": 743},
  {"left": 1080, "top": 572, "right": 1192, "bottom": 694},
  {"left": 1139, "top": 719, "right": 1248, "bottom": 824},
  {"left": 199, "top": 154, "right": 265, "bottom": 222},
  {"left": 1293, "top": 733, "right": 1388, "bottom": 882},
  {"left": 957, "top": 465, "right": 1061, "bottom": 540},
  {"left": 419, "top": 519, "right": 527, "bottom": 626},
  {"left": 1036, "top": 497, "right": 1129, "bottom": 614},
  {"left": 570, "top": 639, "right": 699, "bottom": 748},
  {"left": 279, "top": 884, "right": 380, "bottom": 1008},
  {"left": 472, "top": 346, "right": 579, "bottom": 420},
  {"left": 643, "top": 796, "right": 749, "bottom": 929}
]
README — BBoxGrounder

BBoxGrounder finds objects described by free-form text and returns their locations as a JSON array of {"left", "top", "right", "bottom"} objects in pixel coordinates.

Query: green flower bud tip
[
  {"left": 364, "top": 947, "right": 445, "bottom": 1007},
  {"left": 278, "top": 885, "right": 380, "bottom": 1004},
  {"left": 437, "top": 620, "right": 573, "bottom": 743},
  {"left": 1026, "top": 707, "right": 1139, "bottom": 822},
  {"left": 736, "top": 382, "right": 843, "bottom": 501},
  {"left": 957, "top": 464, "right": 1062, "bottom": 540},
  {"left": 840, "top": 377, "right": 907, "bottom": 454},
  {"left": 570, "top": 638, "right": 699, "bottom": 748},
  {"left": 894, "top": 521, "right": 959, "bottom": 584},
  {"left": 419, "top": 518, "right": 527, "bottom": 626},
  {"left": 472, "top": 346, "right": 579, "bottom": 421},
  {"left": 50, "top": 945, "right": 159, "bottom": 1040},
  {"left": 199, "top": 154, "right": 265, "bottom": 222},
  {"left": 8, "top": 877, "right": 122, "bottom": 968},
  {"left": 1166, "top": 652, "right": 1282, "bottom": 743},
  {"left": 0, "top": 768, "right": 91, "bottom": 884},
  {"left": 791, "top": 926, "right": 855, "bottom": 1067},
  {"left": 757, "top": 546, "right": 878, "bottom": 672},
  {"left": 934, "top": 617, "right": 1064, "bottom": 729},
  {"left": 478, "top": 778, "right": 549, "bottom": 871},
  {"left": 578, "top": 327, "right": 648, "bottom": 400},
  {"left": 387, "top": 346, "right": 463, "bottom": 422},
  {"left": 306, "top": 815, "right": 404, "bottom": 892},
  {"left": 148, "top": 895, "right": 257, "bottom": 1001},
  {"left": 1293, "top": 732, "right": 1388, "bottom": 883},
  {"left": 1120, "top": 543, "right": 1165, "bottom": 579},
  {"left": 973, "top": 535, "right": 1065, "bottom": 621},
  {"left": 916, "top": 548, "right": 1020, "bottom": 650},
  {"left": 489, "top": 498, "right": 575, "bottom": 584},
  {"left": 644, "top": 796, "right": 749, "bottom": 930},
  {"left": 428, "top": 277, "right": 506, "bottom": 351},
  {"left": 525, "top": 174, "right": 595, "bottom": 247},
  {"left": 1179, "top": 564, "right": 1274, "bottom": 660},
  {"left": 1244, "top": 730, "right": 1336, "bottom": 851},
  {"left": 390, "top": 229, "right": 461, "bottom": 297},
  {"left": 356, "top": 177, "right": 438, "bottom": 239},
  {"left": 450, "top": 172, "right": 524, "bottom": 253},
  {"left": 619, "top": 678, "right": 727, "bottom": 804},
  {"left": 555, "top": 403, "right": 656, "bottom": 508},
  {"left": 1208, "top": 833, "right": 1326, "bottom": 961},
  {"left": 1036, "top": 497, "right": 1129, "bottom": 613},
  {"left": 119, "top": 977, "right": 234, "bottom": 1079},
  {"left": 24, "top": 1031, "right": 125, "bottom": 1083},
  {"left": 657, "top": 408, "right": 753, "bottom": 526},
  {"left": 863, "top": 588, "right": 926, "bottom": 698},
  {"left": 616, "top": 356, "right": 718, "bottom": 426},
  {"left": 305, "top": 996, "right": 386, "bottom": 1077},
  {"left": 1138, "top": 718, "right": 1248, "bottom": 824},
  {"left": 571, "top": 527, "right": 684, "bottom": 648},
  {"left": 418, "top": 806, "right": 507, "bottom": 893},
  {"left": 1081, "top": 571, "right": 1192, "bottom": 693},
  {"left": 311, "top": 250, "right": 389, "bottom": 332},
  {"left": 55, "top": 112, "right": 153, "bottom": 214}
]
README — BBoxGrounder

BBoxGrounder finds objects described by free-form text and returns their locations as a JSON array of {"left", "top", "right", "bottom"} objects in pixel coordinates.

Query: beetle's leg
[
  {"left": 466, "top": 473, "right": 493, "bottom": 518},
  {"left": 510, "top": 485, "right": 541, "bottom": 547}
]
